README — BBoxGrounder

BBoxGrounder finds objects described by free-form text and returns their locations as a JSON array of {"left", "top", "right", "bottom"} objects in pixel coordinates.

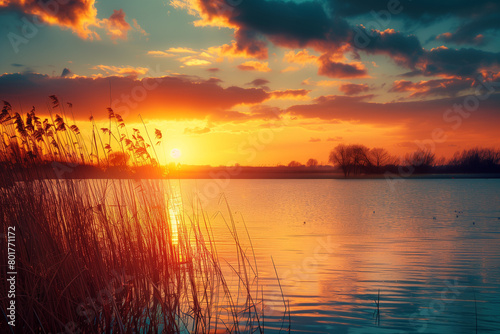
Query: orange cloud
[
  {"left": 284, "top": 50, "right": 318, "bottom": 64},
  {"left": 147, "top": 51, "right": 175, "bottom": 57},
  {"left": 208, "top": 29, "right": 269, "bottom": 60},
  {"left": 301, "top": 78, "right": 341, "bottom": 87},
  {"left": 104, "top": 9, "right": 131, "bottom": 40},
  {"left": 327, "top": 136, "right": 343, "bottom": 142},
  {"left": 148, "top": 46, "right": 214, "bottom": 65},
  {"left": 0, "top": 1, "right": 144, "bottom": 41},
  {"left": 269, "top": 89, "right": 310, "bottom": 100},
  {"left": 180, "top": 57, "right": 211, "bottom": 66},
  {"left": 339, "top": 83, "right": 370, "bottom": 96},
  {"left": 317, "top": 54, "right": 368, "bottom": 79},
  {"left": 0, "top": 0, "right": 100, "bottom": 39},
  {"left": 167, "top": 47, "right": 198, "bottom": 54},
  {"left": 177, "top": 51, "right": 213, "bottom": 66},
  {"left": 208, "top": 40, "right": 268, "bottom": 60},
  {"left": 132, "top": 19, "right": 148, "bottom": 37},
  {"left": 281, "top": 66, "right": 301, "bottom": 73},
  {"left": 390, "top": 79, "right": 474, "bottom": 98},
  {"left": 92, "top": 65, "right": 150, "bottom": 77},
  {"left": 169, "top": 0, "right": 238, "bottom": 29},
  {"left": 237, "top": 61, "right": 271, "bottom": 72}
]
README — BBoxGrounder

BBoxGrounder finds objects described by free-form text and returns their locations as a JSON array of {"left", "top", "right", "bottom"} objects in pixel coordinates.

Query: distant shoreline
[
  {"left": 5, "top": 164, "right": 500, "bottom": 181},
  {"left": 167, "top": 170, "right": 500, "bottom": 180}
]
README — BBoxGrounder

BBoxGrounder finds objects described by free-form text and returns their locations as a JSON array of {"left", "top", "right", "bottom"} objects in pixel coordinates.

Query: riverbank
[{"left": 4, "top": 163, "right": 500, "bottom": 181}]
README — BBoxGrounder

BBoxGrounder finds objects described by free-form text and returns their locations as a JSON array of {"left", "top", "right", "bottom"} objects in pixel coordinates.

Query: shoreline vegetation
[
  {"left": 5, "top": 163, "right": 500, "bottom": 181},
  {"left": 1, "top": 98, "right": 290, "bottom": 332}
]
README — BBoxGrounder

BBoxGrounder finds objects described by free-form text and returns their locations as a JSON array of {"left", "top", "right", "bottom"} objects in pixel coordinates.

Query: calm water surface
[{"left": 171, "top": 179, "right": 500, "bottom": 334}]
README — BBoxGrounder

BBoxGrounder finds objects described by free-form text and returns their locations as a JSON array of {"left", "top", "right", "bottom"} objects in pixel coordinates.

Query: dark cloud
[
  {"left": 417, "top": 47, "right": 500, "bottom": 78},
  {"left": 435, "top": 13, "right": 500, "bottom": 46},
  {"left": 232, "top": 29, "right": 269, "bottom": 59},
  {"left": 206, "top": 77, "right": 223, "bottom": 84},
  {"left": 237, "top": 61, "right": 270, "bottom": 72},
  {"left": 270, "top": 89, "right": 310, "bottom": 99},
  {"left": 187, "top": 0, "right": 500, "bottom": 80},
  {"left": 247, "top": 105, "right": 283, "bottom": 121},
  {"left": 207, "top": 68, "right": 220, "bottom": 72},
  {"left": 0, "top": 72, "right": 271, "bottom": 122},
  {"left": 61, "top": 68, "right": 72, "bottom": 77},
  {"left": 247, "top": 78, "right": 270, "bottom": 87},
  {"left": 352, "top": 27, "right": 424, "bottom": 68},
  {"left": 339, "top": 83, "right": 370, "bottom": 95},
  {"left": 389, "top": 78, "right": 475, "bottom": 98},
  {"left": 193, "top": 0, "right": 428, "bottom": 78},
  {"left": 11, "top": 63, "right": 24, "bottom": 67},
  {"left": 287, "top": 92, "right": 500, "bottom": 139},
  {"left": 327, "top": 0, "right": 499, "bottom": 22},
  {"left": 330, "top": 0, "right": 500, "bottom": 47},
  {"left": 317, "top": 54, "right": 368, "bottom": 78},
  {"left": 225, "top": 0, "right": 351, "bottom": 50}
]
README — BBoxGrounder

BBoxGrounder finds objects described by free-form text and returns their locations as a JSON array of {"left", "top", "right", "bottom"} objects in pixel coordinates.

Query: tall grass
[
  {"left": 0, "top": 98, "right": 288, "bottom": 333},
  {"left": 0, "top": 98, "right": 160, "bottom": 171}
]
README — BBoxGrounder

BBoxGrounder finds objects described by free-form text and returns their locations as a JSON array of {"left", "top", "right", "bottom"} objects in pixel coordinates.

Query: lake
[{"left": 168, "top": 178, "right": 500, "bottom": 333}]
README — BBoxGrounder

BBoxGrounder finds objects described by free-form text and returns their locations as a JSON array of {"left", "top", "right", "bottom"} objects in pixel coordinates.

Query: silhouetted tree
[
  {"left": 306, "top": 158, "right": 318, "bottom": 167},
  {"left": 329, "top": 144, "right": 372, "bottom": 176},
  {"left": 288, "top": 160, "right": 303, "bottom": 167},
  {"left": 405, "top": 149, "right": 436, "bottom": 172},
  {"left": 370, "top": 148, "right": 391, "bottom": 166},
  {"left": 365, "top": 147, "right": 395, "bottom": 173},
  {"left": 449, "top": 147, "right": 500, "bottom": 173},
  {"left": 329, "top": 144, "right": 353, "bottom": 176},
  {"left": 351, "top": 144, "right": 372, "bottom": 174}
]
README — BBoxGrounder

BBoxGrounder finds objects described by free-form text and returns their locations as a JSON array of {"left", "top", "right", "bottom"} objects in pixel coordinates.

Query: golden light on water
[{"left": 167, "top": 188, "right": 182, "bottom": 245}]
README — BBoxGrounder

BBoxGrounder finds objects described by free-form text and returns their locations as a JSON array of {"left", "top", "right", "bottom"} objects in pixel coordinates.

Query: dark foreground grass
[{"left": 0, "top": 171, "right": 287, "bottom": 333}]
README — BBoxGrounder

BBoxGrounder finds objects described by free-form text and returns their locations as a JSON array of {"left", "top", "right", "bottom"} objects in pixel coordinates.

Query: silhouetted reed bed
[
  {"left": 0, "top": 175, "right": 280, "bottom": 333},
  {"left": 0, "top": 98, "right": 286, "bottom": 333}
]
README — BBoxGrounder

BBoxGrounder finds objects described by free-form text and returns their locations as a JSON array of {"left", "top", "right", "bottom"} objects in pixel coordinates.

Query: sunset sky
[{"left": 1, "top": 0, "right": 500, "bottom": 166}]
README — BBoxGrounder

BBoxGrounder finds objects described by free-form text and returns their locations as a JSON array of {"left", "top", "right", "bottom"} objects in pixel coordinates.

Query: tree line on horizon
[{"left": 288, "top": 144, "right": 500, "bottom": 176}]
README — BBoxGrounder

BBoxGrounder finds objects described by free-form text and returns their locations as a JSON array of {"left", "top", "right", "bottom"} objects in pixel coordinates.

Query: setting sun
[{"left": 170, "top": 148, "right": 181, "bottom": 159}]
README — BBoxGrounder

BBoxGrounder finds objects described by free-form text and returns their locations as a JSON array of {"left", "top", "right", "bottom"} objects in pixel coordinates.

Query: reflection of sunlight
[{"left": 167, "top": 188, "right": 182, "bottom": 245}]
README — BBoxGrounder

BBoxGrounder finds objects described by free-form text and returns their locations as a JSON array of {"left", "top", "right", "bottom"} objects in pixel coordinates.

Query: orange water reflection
[{"left": 173, "top": 178, "right": 500, "bottom": 333}]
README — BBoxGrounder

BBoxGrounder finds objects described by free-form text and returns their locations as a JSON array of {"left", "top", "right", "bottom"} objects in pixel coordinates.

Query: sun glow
[{"left": 170, "top": 148, "right": 182, "bottom": 159}]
